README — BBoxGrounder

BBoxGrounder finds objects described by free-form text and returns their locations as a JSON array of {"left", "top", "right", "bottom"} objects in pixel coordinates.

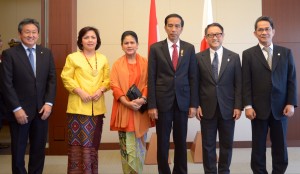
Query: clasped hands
[{"left": 75, "top": 88, "right": 104, "bottom": 103}]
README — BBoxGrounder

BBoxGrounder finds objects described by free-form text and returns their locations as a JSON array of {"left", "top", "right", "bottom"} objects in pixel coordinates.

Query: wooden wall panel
[
  {"left": 46, "top": 0, "right": 77, "bottom": 155},
  {"left": 263, "top": 0, "right": 300, "bottom": 146}
]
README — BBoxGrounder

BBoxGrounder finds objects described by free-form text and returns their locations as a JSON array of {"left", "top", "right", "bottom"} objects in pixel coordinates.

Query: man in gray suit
[
  {"left": 1, "top": 18, "right": 56, "bottom": 174},
  {"left": 242, "top": 16, "right": 297, "bottom": 174},
  {"left": 196, "top": 23, "right": 242, "bottom": 174},
  {"left": 148, "top": 13, "right": 199, "bottom": 174}
]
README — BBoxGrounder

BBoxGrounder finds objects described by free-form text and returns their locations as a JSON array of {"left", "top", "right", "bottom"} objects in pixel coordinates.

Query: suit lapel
[
  {"left": 161, "top": 40, "right": 175, "bottom": 71},
  {"left": 176, "top": 41, "right": 185, "bottom": 70},
  {"left": 218, "top": 48, "right": 230, "bottom": 80},
  {"left": 272, "top": 45, "right": 280, "bottom": 71},
  {"left": 36, "top": 46, "right": 42, "bottom": 78},
  {"left": 255, "top": 44, "right": 271, "bottom": 71},
  {"left": 201, "top": 49, "right": 216, "bottom": 82},
  {"left": 16, "top": 45, "right": 35, "bottom": 77}
]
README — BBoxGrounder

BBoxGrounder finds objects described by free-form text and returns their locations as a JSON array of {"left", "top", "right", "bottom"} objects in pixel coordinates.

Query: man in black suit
[
  {"left": 196, "top": 23, "right": 242, "bottom": 173},
  {"left": 0, "top": 18, "right": 56, "bottom": 174},
  {"left": 242, "top": 16, "right": 297, "bottom": 174},
  {"left": 148, "top": 13, "right": 198, "bottom": 174}
]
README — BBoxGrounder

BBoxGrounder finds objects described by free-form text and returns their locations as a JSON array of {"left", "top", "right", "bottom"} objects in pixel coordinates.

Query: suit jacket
[
  {"left": 0, "top": 44, "right": 56, "bottom": 121},
  {"left": 196, "top": 47, "right": 242, "bottom": 119},
  {"left": 148, "top": 39, "right": 198, "bottom": 112},
  {"left": 242, "top": 44, "right": 297, "bottom": 120}
]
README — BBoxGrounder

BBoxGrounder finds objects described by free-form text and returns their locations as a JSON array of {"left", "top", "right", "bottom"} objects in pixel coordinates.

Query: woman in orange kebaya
[{"left": 110, "top": 31, "right": 153, "bottom": 174}]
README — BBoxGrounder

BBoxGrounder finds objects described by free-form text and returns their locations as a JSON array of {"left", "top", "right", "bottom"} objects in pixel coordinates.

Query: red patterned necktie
[{"left": 172, "top": 44, "right": 178, "bottom": 70}]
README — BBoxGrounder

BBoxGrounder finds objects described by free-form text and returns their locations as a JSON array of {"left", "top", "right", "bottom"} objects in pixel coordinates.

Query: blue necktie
[
  {"left": 27, "top": 48, "right": 35, "bottom": 74},
  {"left": 212, "top": 52, "right": 218, "bottom": 81}
]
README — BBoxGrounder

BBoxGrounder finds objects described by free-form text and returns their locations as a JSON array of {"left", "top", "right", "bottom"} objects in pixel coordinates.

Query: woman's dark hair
[
  {"left": 121, "top": 30, "right": 138, "bottom": 44},
  {"left": 77, "top": 26, "right": 101, "bottom": 50}
]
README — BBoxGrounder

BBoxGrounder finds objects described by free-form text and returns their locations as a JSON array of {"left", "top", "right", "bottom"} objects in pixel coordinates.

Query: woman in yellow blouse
[
  {"left": 110, "top": 31, "right": 153, "bottom": 174},
  {"left": 61, "top": 26, "right": 110, "bottom": 174}
]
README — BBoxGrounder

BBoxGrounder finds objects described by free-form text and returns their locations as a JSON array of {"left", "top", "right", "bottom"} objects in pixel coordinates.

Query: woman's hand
[{"left": 73, "top": 88, "right": 92, "bottom": 103}]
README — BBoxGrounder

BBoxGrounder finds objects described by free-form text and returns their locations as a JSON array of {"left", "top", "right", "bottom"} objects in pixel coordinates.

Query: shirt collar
[
  {"left": 21, "top": 43, "right": 37, "bottom": 51},
  {"left": 259, "top": 43, "right": 273, "bottom": 51},
  {"left": 167, "top": 38, "right": 180, "bottom": 48}
]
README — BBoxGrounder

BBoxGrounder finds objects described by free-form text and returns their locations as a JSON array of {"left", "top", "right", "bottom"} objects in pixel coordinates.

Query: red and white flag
[
  {"left": 148, "top": 0, "right": 160, "bottom": 54},
  {"left": 200, "top": 0, "right": 213, "bottom": 51}
]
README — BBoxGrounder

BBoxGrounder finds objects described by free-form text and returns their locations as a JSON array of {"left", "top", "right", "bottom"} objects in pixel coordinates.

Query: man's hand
[
  {"left": 14, "top": 109, "right": 28, "bottom": 125},
  {"left": 196, "top": 106, "right": 203, "bottom": 121},
  {"left": 39, "top": 104, "right": 52, "bottom": 120},
  {"left": 188, "top": 107, "right": 197, "bottom": 118},
  {"left": 245, "top": 108, "right": 256, "bottom": 120},
  {"left": 283, "top": 104, "right": 295, "bottom": 117},
  {"left": 233, "top": 109, "right": 241, "bottom": 121},
  {"left": 148, "top": 108, "right": 158, "bottom": 120}
]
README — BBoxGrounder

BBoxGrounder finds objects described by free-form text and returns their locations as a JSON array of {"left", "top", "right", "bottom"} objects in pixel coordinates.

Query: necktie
[
  {"left": 27, "top": 48, "right": 35, "bottom": 74},
  {"left": 172, "top": 44, "right": 178, "bottom": 70},
  {"left": 263, "top": 47, "right": 272, "bottom": 69},
  {"left": 212, "top": 52, "right": 218, "bottom": 81}
]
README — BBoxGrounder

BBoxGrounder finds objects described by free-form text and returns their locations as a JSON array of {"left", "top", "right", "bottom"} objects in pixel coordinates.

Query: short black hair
[
  {"left": 77, "top": 26, "right": 101, "bottom": 50},
  {"left": 18, "top": 18, "right": 40, "bottom": 33},
  {"left": 164, "top": 13, "right": 184, "bottom": 27},
  {"left": 254, "top": 16, "right": 274, "bottom": 30},
  {"left": 205, "top": 22, "right": 224, "bottom": 35}
]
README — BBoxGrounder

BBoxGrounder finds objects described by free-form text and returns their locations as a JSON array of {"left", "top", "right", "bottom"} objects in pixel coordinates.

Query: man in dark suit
[
  {"left": 242, "top": 16, "right": 297, "bottom": 174},
  {"left": 148, "top": 13, "right": 198, "bottom": 174},
  {"left": 0, "top": 18, "right": 56, "bottom": 174},
  {"left": 196, "top": 23, "right": 242, "bottom": 173}
]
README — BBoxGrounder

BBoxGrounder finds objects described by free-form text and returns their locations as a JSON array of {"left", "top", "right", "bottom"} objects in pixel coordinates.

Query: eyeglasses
[
  {"left": 256, "top": 27, "right": 272, "bottom": 33},
  {"left": 206, "top": 33, "right": 223, "bottom": 38}
]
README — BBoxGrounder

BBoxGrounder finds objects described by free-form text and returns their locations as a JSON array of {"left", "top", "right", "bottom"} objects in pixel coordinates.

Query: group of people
[{"left": 0, "top": 13, "right": 297, "bottom": 174}]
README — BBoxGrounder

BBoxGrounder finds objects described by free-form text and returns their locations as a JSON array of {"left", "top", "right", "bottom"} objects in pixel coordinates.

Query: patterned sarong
[
  {"left": 118, "top": 131, "right": 147, "bottom": 174},
  {"left": 67, "top": 114, "right": 103, "bottom": 174}
]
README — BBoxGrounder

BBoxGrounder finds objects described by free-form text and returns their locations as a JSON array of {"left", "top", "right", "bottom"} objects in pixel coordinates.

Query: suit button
[{"left": 174, "top": 75, "right": 176, "bottom": 78}]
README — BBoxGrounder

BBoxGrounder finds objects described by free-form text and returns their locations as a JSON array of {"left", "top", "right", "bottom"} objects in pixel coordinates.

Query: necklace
[{"left": 83, "top": 52, "right": 98, "bottom": 77}]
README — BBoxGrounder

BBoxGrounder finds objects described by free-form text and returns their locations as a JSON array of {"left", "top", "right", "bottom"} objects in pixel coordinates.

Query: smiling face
[
  {"left": 19, "top": 24, "right": 39, "bottom": 48},
  {"left": 81, "top": 30, "right": 97, "bottom": 52},
  {"left": 205, "top": 26, "right": 224, "bottom": 51},
  {"left": 254, "top": 20, "right": 275, "bottom": 47}
]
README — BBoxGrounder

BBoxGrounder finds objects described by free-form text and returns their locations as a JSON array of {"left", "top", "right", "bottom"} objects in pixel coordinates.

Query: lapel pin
[
  {"left": 227, "top": 58, "right": 230, "bottom": 62},
  {"left": 278, "top": 53, "right": 280, "bottom": 56},
  {"left": 181, "top": 50, "right": 184, "bottom": 56}
]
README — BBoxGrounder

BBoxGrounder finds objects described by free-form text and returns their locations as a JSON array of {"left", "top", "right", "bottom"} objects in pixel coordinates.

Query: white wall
[
  {"left": 0, "top": 0, "right": 41, "bottom": 51},
  {"left": 77, "top": 0, "right": 262, "bottom": 143}
]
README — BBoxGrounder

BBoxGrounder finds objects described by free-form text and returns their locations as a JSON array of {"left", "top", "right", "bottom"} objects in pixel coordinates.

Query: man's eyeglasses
[
  {"left": 256, "top": 27, "right": 272, "bottom": 33},
  {"left": 206, "top": 33, "right": 223, "bottom": 38}
]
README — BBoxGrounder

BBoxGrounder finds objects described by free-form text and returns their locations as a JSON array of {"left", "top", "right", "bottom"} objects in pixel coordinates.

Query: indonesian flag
[
  {"left": 148, "top": 0, "right": 160, "bottom": 54},
  {"left": 200, "top": 0, "right": 213, "bottom": 51}
]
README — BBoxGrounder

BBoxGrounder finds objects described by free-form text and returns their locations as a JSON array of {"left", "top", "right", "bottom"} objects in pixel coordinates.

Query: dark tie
[
  {"left": 27, "top": 48, "right": 35, "bottom": 74},
  {"left": 263, "top": 47, "right": 272, "bottom": 69},
  {"left": 172, "top": 44, "right": 178, "bottom": 70},
  {"left": 212, "top": 52, "right": 218, "bottom": 81}
]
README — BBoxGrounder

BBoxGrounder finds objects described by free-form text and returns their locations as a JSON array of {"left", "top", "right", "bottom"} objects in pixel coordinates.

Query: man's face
[
  {"left": 205, "top": 26, "right": 224, "bottom": 51},
  {"left": 254, "top": 21, "right": 275, "bottom": 46},
  {"left": 19, "top": 24, "right": 39, "bottom": 48},
  {"left": 164, "top": 17, "right": 183, "bottom": 43}
]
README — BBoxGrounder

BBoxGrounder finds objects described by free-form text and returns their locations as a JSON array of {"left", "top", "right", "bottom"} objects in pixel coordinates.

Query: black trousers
[{"left": 156, "top": 99, "right": 188, "bottom": 174}]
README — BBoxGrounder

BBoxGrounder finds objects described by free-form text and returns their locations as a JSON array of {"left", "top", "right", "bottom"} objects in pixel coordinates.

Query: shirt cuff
[{"left": 245, "top": 105, "right": 252, "bottom": 109}]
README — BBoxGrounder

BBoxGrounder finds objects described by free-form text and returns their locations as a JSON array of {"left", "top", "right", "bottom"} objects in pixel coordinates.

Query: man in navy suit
[
  {"left": 242, "top": 16, "right": 297, "bottom": 174},
  {"left": 0, "top": 18, "right": 56, "bottom": 174},
  {"left": 196, "top": 23, "right": 242, "bottom": 174},
  {"left": 148, "top": 13, "right": 198, "bottom": 174}
]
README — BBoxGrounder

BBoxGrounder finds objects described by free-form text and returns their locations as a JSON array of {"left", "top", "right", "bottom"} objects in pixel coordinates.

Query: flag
[
  {"left": 200, "top": 0, "right": 213, "bottom": 51},
  {"left": 148, "top": 0, "right": 159, "bottom": 54}
]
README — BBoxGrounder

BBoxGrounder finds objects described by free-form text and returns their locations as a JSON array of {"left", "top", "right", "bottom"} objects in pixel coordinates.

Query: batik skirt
[
  {"left": 67, "top": 114, "right": 104, "bottom": 174},
  {"left": 118, "top": 131, "right": 147, "bottom": 174}
]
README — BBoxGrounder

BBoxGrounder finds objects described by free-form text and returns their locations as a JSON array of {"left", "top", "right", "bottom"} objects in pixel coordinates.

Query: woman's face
[
  {"left": 82, "top": 30, "right": 97, "bottom": 51},
  {"left": 122, "top": 35, "right": 138, "bottom": 56}
]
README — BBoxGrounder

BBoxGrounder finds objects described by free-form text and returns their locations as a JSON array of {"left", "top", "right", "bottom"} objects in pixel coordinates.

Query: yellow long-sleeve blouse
[{"left": 61, "top": 51, "right": 110, "bottom": 116}]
